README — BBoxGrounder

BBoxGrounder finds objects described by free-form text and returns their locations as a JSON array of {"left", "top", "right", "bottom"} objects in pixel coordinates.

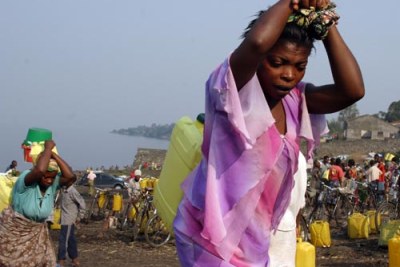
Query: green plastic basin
[{"left": 23, "top": 128, "right": 52, "bottom": 145}]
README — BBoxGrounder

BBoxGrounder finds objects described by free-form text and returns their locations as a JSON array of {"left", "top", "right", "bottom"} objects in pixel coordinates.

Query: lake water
[{"left": 1, "top": 125, "right": 170, "bottom": 171}]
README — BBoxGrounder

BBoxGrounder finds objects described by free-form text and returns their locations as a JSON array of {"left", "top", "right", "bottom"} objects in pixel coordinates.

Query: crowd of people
[{"left": 310, "top": 153, "right": 400, "bottom": 203}]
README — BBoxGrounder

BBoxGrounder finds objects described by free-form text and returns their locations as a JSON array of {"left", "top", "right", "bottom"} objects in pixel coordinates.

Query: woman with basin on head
[
  {"left": 173, "top": 0, "right": 364, "bottom": 266},
  {"left": 0, "top": 140, "right": 77, "bottom": 267}
]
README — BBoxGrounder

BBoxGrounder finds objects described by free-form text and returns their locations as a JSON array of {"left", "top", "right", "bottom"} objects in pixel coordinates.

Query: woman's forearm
[
  {"left": 52, "top": 153, "right": 76, "bottom": 182},
  {"left": 323, "top": 26, "right": 365, "bottom": 101}
]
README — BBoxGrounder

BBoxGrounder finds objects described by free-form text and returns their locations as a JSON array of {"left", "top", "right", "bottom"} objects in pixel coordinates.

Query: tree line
[
  {"left": 111, "top": 123, "right": 174, "bottom": 140},
  {"left": 112, "top": 100, "right": 400, "bottom": 141}
]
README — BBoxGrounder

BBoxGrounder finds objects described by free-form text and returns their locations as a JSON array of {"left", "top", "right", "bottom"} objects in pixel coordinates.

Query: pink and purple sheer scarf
[{"left": 173, "top": 58, "right": 327, "bottom": 267}]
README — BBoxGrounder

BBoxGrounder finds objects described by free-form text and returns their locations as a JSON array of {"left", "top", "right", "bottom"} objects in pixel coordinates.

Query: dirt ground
[
  {"left": 50, "top": 219, "right": 180, "bottom": 267},
  {"left": 49, "top": 160, "right": 394, "bottom": 267},
  {"left": 50, "top": 213, "right": 390, "bottom": 267}
]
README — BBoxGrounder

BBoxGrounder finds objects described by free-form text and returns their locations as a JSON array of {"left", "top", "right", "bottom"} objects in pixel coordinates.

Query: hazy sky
[{"left": 1, "top": 0, "right": 399, "bottom": 134}]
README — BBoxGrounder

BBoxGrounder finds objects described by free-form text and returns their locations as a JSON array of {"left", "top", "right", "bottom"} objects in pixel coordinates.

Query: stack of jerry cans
[{"left": 153, "top": 115, "right": 204, "bottom": 234}]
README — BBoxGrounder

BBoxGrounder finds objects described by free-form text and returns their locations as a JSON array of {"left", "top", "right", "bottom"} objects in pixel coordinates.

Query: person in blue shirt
[{"left": 0, "top": 140, "right": 76, "bottom": 267}]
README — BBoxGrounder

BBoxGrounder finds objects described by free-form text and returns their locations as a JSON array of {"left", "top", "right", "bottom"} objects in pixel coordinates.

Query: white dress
[{"left": 269, "top": 152, "right": 308, "bottom": 267}]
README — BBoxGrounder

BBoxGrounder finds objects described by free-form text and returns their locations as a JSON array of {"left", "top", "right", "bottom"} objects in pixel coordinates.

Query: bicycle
[
  {"left": 375, "top": 184, "right": 400, "bottom": 232},
  {"left": 306, "top": 182, "right": 354, "bottom": 228},
  {"left": 82, "top": 187, "right": 113, "bottom": 223},
  {"left": 353, "top": 181, "right": 384, "bottom": 213},
  {"left": 116, "top": 193, "right": 140, "bottom": 231},
  {"left": 297, "top": 211, "right": 310, "bottom": 242},
  {"left": 131, "top": 188, "right": 171, "bottom": 247}
]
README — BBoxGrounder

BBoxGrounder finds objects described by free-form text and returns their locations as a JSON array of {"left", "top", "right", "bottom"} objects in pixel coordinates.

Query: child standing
[{"left": 57, "top": 181, "right": 86, "bottom": 267}]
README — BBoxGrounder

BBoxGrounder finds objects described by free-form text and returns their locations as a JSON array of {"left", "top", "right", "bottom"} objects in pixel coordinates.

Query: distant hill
[{"left": 111, "top": 123, "right": 174, "bottom": 140}]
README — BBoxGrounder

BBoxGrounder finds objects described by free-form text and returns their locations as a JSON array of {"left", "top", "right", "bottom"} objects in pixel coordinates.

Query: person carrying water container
[
  {"left": 0, "top": 140, "right": 77, "bottom": 267},
  {"left": 173, "top": 0, "right": 365, "bottom": 265}
]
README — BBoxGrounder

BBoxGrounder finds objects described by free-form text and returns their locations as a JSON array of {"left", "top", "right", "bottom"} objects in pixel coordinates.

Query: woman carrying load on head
[
  {"left": 173, "top": 0, "right": 364, "bottom": 266},
  {"left": 0, "top": 140, "right": 77, "bottom": 267}
]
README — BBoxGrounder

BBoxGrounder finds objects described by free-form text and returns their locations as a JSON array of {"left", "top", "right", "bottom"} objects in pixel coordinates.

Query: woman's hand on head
[
  {"left": 44, "top": 140, "right": 56, "bottom": 151},
  {"left": 292, "top": 0, "right": 330, "bottom": 10}
]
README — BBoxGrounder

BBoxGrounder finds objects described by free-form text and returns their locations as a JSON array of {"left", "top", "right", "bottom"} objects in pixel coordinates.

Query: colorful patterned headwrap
[
  {"left": 33, "top": 154, "right": 60, "bottom": 173},
  {"left": 47, "top": 159, "right": 60, "bottom": 172},
  {"left": 288, "top": 3, "right": 339, "bottom": 40}
]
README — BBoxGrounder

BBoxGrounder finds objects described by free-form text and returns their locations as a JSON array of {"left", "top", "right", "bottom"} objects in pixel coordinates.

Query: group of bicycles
[
  {"left": 81, "top": 176, "right": 400, "bottom": 246},
  {"left": 82, "top": 186, "right": 171, "bottom": 247},
  {"left": 298, "top": 177, "right": 400, "bottom": 241}
]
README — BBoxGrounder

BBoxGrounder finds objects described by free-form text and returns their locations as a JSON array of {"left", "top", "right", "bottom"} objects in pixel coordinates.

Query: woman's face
[
  {"left": 40, "top": 171, "right": 58, "bottom": 188},
  {"left": 257, "top": 40, "right": 311, "bottom": 102}
]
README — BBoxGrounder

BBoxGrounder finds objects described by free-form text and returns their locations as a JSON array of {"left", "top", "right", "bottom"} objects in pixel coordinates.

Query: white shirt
[{"left": 366, "top": 165, "right": 382, "bottom": 183}]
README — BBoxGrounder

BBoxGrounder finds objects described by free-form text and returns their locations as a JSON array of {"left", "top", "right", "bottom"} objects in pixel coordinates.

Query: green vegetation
[
  {"left": 385, "top": 100, "right": 400, "bottom": 122},
  {"left": 111, "top": 123, "right": 175, "bottom": 140}
]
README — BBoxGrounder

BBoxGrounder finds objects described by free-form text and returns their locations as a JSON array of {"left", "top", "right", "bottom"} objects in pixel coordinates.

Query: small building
[
  {"left": 391, "top": 120, "right": 400, "bottom": 129},
  {"left": 344, "top": 115, "right": 399, "bottom": 140}
]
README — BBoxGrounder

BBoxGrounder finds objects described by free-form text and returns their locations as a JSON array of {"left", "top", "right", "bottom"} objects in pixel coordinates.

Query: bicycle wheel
[
  {"left": 117, "top": 204, "right": 134, "bottom": 231},
  {"left": 334, "top": 196, "right": 354, "bottom": 227},
  {"left": 375, "top": 202, "right": 398, "bottom": 232},
  {"left": 132, "top": 205, "right": 147, "bottom": 241},
  {"left": 145, "top": 214, "right": 171, "bottom": 247}
]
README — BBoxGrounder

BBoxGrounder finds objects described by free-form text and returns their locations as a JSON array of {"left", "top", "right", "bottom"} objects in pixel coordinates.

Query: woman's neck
[{"left": 270, "top": 100, "right": 286, "bottom": 134}]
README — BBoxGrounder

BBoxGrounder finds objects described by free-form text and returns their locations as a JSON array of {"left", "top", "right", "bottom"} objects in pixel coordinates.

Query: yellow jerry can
[
  {"left": 140, "top": 178, "right": 148, "bottom": 189},
  {"left": 112, "top": 193, "right": 122, "bottom": 212},
  {"left": 365, "top": 210, "right": 380, "bottom": 233},
  {"left": 310, "top": 220, "right": 331, "bottom": 247},
  {"left": 389, "top": 236, "right": 400, "bottom": 267},
  {"left": 295, "top": 238, "right": 315, "bottom": 267},
  {"left": 153, "top": 115, "right": 204, "bottom": 234},
  {"left": 50, "top": 208, "right": 62, "bottom": 230},
  {"left": 128, "top": 206, "right": 137, "bottom": 220},
  {"left": 348, "top": 212, "right": 370, "bottom": 239},
  {"left": 98, "top": 192, "right": 106, "bottom": 208}
]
